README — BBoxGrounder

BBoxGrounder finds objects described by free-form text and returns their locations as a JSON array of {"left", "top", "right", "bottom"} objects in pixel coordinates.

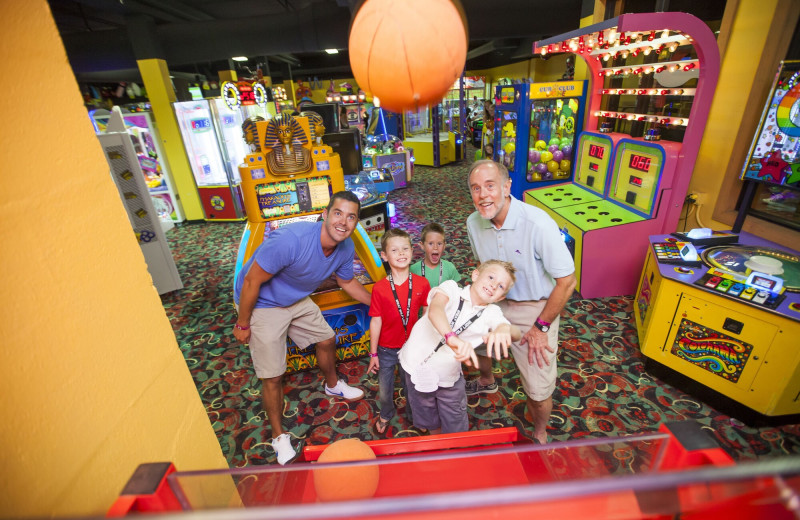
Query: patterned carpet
[{"left": 161, "top": 150, "right": 800, "bottom": 468}]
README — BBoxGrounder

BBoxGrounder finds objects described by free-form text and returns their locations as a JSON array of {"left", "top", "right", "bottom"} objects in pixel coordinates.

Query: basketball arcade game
[
  {"left": 633, "top": 59, "right": 800, "bottom": 420},
  {"left": 492, "top": 80, "right": 587, "bottom": 198},
  {"left": 233, "top": 113, "right": 385, "bottom": 372},
  {"left": 525, "top": 12, "right": 719, "bottom": 298},
  {"left": 108, "top": 423, "right": 800, "bottom": 518}
]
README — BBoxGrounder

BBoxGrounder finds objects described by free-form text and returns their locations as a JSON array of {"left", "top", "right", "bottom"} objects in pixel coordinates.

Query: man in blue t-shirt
[{"left": 233, "top": 191, "right": 371, "bottom": 464}]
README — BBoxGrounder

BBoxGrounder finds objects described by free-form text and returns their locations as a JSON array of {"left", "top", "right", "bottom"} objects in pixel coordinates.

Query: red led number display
[
  {"left": 588, "top": 144, "right": 605, "bottom": 159},
  {"left": 628, "top": 153, "right": 651, "bottom": 172}
]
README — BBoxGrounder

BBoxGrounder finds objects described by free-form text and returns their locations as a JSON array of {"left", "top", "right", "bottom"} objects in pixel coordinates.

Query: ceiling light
[
  {"left": 232, "top": 56, "right": 248, "bottom": 62},
  {"left": 325, "top": 49, "right": 339, "bottom": 54}
]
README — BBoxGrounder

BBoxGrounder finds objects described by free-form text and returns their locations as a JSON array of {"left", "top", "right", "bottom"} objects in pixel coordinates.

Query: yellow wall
[
  {"left": 690, "top": 0, "right": 800, "bottom": 246},
  {"left": 0, "top": 2, "right": 228, "bottom": 517}
]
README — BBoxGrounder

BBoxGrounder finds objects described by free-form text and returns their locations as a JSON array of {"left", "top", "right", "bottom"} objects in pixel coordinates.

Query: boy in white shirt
[{"left": 399, "top": 260, "right": 521, "bottom": 434}]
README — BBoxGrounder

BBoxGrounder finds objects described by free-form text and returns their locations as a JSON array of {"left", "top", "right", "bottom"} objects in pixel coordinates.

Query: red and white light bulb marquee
[{"left": 533, "top": 12, "right": 718, "bottom": 135}]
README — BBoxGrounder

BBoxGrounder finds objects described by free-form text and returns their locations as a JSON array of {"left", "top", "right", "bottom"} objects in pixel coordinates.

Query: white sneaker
[
  {"left": 271, "top": 433, "right": 301, "bottom": 465},
  {"left": 324, "top": 379, "right": 364, "bottom": 400}
]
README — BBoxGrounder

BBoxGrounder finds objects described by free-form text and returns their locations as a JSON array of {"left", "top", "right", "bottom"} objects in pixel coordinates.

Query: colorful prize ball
[
  {"left": 560, "top": 137, "right": 572, "bottom": 147},
  {"left": 540, "top": 151, "right": 553, "bottom": 163},
  {"left": 548, "top": 144, "right": 559, "bottom": 153},
  {"left": 534, "top": 162, "right": 548, "bottom": 174},
  {"left": 561, "top": 144, "right": 572, "bottom": 156},
  {"left": 349, "top": 0, "right": 467, "bottom": 113},
  {"left": 549, "top": 137, "right": 560, "bottom": 146},
  {"left": 528, "top": 149, "right": 540, "bottom": 163},
  {"left": 552, "top": 150, "right": 564, "bottom": 162},
  {"left": 526, "top": 172, "right": 533, "bottom": 182},
  {"left": 547, "top": 160, "right": 560, "bottom": 173},
  {"left": 504, "top": 141, "right": 516, "bottom": 154},
  {"left": 534, "top": 140, "right": 547, "bottom": 151},
  {"left": 313, "top": 438, "right": 380, "bottom": 502},
  {"left": 560, "top": 159, "right": 571, "bottom": 171},
  {"left": 528, "top": 161, "right": 534, "bottom": 172}
]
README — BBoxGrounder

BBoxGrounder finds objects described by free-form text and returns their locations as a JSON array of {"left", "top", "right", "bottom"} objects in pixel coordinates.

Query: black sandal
[{"left": 375, "top": 417, "right": 389, "bottom": 435}]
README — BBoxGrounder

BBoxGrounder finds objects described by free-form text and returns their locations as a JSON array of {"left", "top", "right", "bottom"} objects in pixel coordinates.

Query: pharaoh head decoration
[
  {"left": 242, "top": 116, "right": 266, "bottom": 152},
  {"left": 300, "top": 111, "right": 326, "bottom": 140},
  {"left": 263, "top": 113, "right": 309, "bottom": 151}
]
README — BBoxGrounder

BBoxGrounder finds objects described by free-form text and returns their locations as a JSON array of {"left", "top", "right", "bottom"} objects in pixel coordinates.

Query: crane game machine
[
  {"left": 493, "top": 80, "right": 587, "bottom": 198},
  {"left": 525, "top": 12, "right": 720, "bottom": 298},
  {"left": 234, "top": 112, "right": 385, "bottom": 372},
  {"left": 633, "top": 60, "right": 800, "bottom": 421}
]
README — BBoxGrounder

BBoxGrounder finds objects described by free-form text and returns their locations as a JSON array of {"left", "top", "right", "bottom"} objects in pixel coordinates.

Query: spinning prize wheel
[{"left": 775, "top": 75, "right": 800, "bottom": 137}]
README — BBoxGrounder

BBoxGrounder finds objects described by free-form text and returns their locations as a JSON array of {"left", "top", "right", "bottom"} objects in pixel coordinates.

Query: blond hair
[{"left": 476, "top": 260, "right": 517, "bottom": 293}]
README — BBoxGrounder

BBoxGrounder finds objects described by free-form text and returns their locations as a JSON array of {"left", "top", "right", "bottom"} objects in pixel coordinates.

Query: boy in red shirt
[{"left": 368, "top": 228, "right": 431, "bottom": 435}]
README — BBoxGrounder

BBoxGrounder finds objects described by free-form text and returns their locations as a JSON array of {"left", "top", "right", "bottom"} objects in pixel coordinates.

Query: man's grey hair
[{"left": 467, "top": 159, "right": 510, "bottom": 188}]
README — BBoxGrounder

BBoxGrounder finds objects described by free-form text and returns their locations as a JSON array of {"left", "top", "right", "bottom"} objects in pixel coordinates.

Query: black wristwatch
[{"left": 534, "top": 317, "right": 550, "bottom": 333}]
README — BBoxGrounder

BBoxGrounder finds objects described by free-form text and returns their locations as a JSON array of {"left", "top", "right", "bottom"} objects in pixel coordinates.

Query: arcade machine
[
  {"left": 109, "top": 423, "right": 800, "bottom": 518},
  {"left": 234, "top": 113, "right": 386, "bottom": 373},
  {"left": 173, "top": 99, "right": 246, "bottom": 221},
  {"left": 344, "top": 170, "right": 393, "bottom": 249},
  {"left": 364, "top": 107, "right": 413, "bottom": 188},
  {"left": 634, "top": 59, "right": 800, "bottom": 421},
  {"left": 525, "top": 12, "right": 720, "bottom": 298},
  {"left": 341, "top": 92, "right": 367, "bottom": 134},
  {"left": 402, "top": 104, "right": 456, "bottom": 167},
  {"left": 91, "top": 108, "right": 185, "bottom": 226},
  {"left": 216, "top": 81, "right": 276, "bottom": 177},
  {"left": 492, "top": 80, "right": 587, "bottom": 197}
]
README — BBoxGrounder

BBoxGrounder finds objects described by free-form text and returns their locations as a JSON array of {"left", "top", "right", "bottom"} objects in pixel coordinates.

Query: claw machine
[{"left": 173, "top": 99, "right": 246, "bottom": 221}]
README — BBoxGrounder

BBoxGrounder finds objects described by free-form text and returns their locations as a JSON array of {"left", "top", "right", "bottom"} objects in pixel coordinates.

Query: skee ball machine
[
  {"left": 525, "top": 12, "right": 719, "bottom": 298},
  {"left": 234, "top": 113, "right": 385, "bottom": 372}
]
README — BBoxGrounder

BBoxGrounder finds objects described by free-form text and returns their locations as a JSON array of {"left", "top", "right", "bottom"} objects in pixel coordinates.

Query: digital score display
[
  {"left": 589, "top": 162, "right": 599, "bottom": 172},
  {"left": 588, "top": 144, "right": 605, "bottom": 160},
  {"left": 190, "top": 118, "right": 211, "bottom": 132},
  {"left": 628, "top": 154, "right": 652, "bottom": 172},
  {"left": 239, "top": 87, "right": 255, "bottom": 105},
  {"left": 629, "top": 175, "right": 643, "bottom": 187}
]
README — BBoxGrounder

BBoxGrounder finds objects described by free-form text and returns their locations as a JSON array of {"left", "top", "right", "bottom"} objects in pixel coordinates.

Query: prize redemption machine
[
  {"left": 91, "top": 108, "right": 185, "bottom": 226},
  {"left": 174, "top": 99, "right": 246, "bottom": 221},
  {"left": 402, "top": 104, "right": 456, "bottom": 167},
  {"left": 525, "top": 12, "right": 720, "bottom": 298},
  {"left": 111, "top": 423, "right": 800, "bottom": 518},
  {"left": 492, "top": 80, "right": 587, "bottom": 198},
  {"left": 634, "top": 60, "right": 800, "bottom": 422},
  {"left": 234, "top": 113, "right": 385, "bottom": 372}
]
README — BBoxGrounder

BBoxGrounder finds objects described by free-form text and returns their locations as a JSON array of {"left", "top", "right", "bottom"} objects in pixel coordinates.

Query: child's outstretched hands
[
  {"left": 368, "top": 354, "right": 380, "bottom": 374},
  {"left": 447, "top": 335, "right": 479, "bottom": 367},
  {"left": 483, "top": 324, "right": 513, "bottom": 360}
]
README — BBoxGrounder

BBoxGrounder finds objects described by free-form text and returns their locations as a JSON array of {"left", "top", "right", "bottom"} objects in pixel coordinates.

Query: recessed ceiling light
[
  {"left": 325, "top": 49, "right": 339, "bottom": 54},
  {"left": 232, "top": 56, "right": 248, "bottom": 61}
]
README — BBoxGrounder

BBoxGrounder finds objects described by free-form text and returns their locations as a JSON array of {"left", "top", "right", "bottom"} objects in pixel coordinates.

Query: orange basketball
[
  {"left": 349, "top": 0, "right": 468, "bottom": 113},
  {"left": 312, "top": 438, "right": 380, "bottom": 502}
]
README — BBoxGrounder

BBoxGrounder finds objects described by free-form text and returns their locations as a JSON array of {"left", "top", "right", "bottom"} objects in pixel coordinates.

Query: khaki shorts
[
  {"left": 237, "top": 298, "right": 334, "bottom": 379},
  {"left": 499, "top": 299, "right": 560, "bottom": 401}
]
